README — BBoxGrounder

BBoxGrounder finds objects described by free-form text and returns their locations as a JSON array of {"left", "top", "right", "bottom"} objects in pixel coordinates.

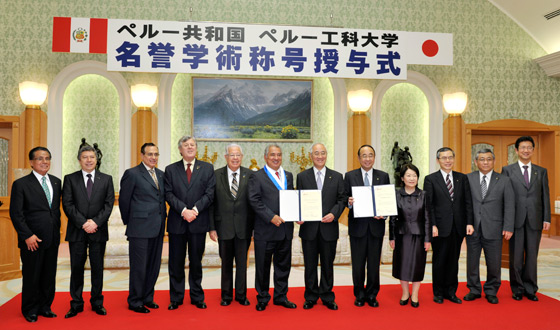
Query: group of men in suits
[{"left": 9, "top": 135, "right": 551, "bottom": 321}]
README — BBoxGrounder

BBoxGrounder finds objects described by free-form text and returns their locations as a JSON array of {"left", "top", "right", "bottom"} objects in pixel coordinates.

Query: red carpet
[{"left": 1, "top": 284, "right": 558, "bottom": 329}]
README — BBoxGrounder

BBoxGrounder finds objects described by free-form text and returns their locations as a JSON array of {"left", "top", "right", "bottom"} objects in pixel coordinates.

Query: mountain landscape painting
[{"left": 192, "top": 77, "right": 312, "bottom": 141}]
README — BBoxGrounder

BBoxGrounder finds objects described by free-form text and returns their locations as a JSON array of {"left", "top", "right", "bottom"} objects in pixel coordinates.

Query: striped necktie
[
  {"left": 481, "top": 175, "right": 487, "bottom": 199},
  {"left": 446, "top": 174, "right": 454, "bottom": 201},
  {"left": 316, "top": 171, "right": 323, "bottom": 190},
  {"left": 231, "top": 172, "right": 238, "bottom": 199},
  {"left": 41, "top": 176, "right": 52, "bottom": 207}
]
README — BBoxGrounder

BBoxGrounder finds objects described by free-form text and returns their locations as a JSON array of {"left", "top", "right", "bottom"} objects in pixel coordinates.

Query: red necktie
[
  {"left": 276, "top": 171, "right": 280, "bottom": 179},
  {"left": 186, "top": 163, "right": 192, "bottom": 183}
]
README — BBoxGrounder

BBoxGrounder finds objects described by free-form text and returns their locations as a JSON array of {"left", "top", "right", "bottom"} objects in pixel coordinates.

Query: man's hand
[
  {"left": 503, "top": 230, "right": 513, "bottom": 240},
  {"left": 209, "top": 230, "right": 218, "bottom": 242},
  {"left": 25, "top": 235, "right": 41, "bottom": 251},
  {"left": 82, "top": 219, "right": 98, "bottom": 234},
  {"left": 543, "top": 222, "right": 551, "bottom": 231},
  {"left": 321, "top": 213, "right": 335, "bottom": 223},
  {"left": 432, "top": 226, "right": 439, "bottom": 237},
  {"left": 271, "top": 215, "right": 284, "bottom": 227},
  {"left": 182, "top": 208, "right": 198, "bottom": 222},
  {"left": 424, "top": 242, "right": 431, "bottom": 251},
  {"left": 466, "top": 225, "right": 474, "bottom": 235},
  {"left": 348, "top": 197, "right": 354, "bottom": 207},
  {"left": 389, "top": 240, "right": 395, "bottom": 249}
]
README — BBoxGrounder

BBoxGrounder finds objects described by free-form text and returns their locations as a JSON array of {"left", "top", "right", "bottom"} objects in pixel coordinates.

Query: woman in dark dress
[{"left": 389, "top": 164, "right": 431, "bottom": 307}]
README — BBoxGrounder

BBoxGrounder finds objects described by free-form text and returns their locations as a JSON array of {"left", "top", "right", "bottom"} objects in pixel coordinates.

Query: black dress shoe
[
  {"left": 274, "top": 300, "right": 297, "bottom": 309},
  {"left": 145, "top": 301, "right": 159, "bottom": 309},
  {"left": 354, "top": 299, "right": 365, "bottom": 307},
  {"left": 24, "top": 314, "right": 38, "bottom": 323},
  {"left": 192, "top": 301, "right": 207, "bottom": 309},
  {"left": 411, "top": 300, "right": 419, "bottom": 308},
  {"left": 39, "top": 310, "right": 57, "bottom": 318},
  {"left": 220, "top": 300, "right": 232, "bottom": 306},
  {"left": 486, "top": 295, "right": 499, "bottom": 304},
  {"left": 129, "top": 305, "right": 150, "bottom": 313},
  {"left": 168, "top": 301, "right": 182, "bottom": 310},
  {"left": 323, "top": 301, "right": 338, "bottom": 310},
  {"left": 256, "top": 302, "right": 267, "bottom": 311},
  {"left": 367, "top": 298, "right": 379, "bottom": 307},
  {"left": 65, "top": 307, "right": 83, "bottom": 318},
  {"left": 399, "top": 298, "right": 409, "bottom": 306},
  {"left": 447, "top": 295, "right": 462, "bottom": 304},
  {"left": 433, "top": 296, "right": 444, "bottom": 304},
  {"left": 235, "top": 298, "right": 250, "bottom": 306},
  {"left": 525, "top": 293, "right": 539, "bottom": 301},
  {"left": 512, "top": 293, "right": 523, "bottom": 301},
  {"left": 93, "top": 306, "right": 107, "bottom": 315},
  {"left": 464, "top": 293, "right": 481, "bottom": 301},
  {"left": 303, "top": 300, "right": 316, "bottom": 309}
]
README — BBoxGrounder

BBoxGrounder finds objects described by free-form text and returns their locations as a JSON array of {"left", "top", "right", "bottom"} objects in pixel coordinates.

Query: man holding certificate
[
  {"left": 296, "top": 143, "right": 346, "bottom": 311},
  {"left": 344, "top": 145, "right": 390, "bottom": 308},
  {"left": 248, "top": 144, "right": 296, "bottom": 311}
]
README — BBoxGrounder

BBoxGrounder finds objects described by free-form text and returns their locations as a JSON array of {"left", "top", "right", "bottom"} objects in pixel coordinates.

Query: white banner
[{"left": 106, "top": 19, "right": 453, "bottom": 79}]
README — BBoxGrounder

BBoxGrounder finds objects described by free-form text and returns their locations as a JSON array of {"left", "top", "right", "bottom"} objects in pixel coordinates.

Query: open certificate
[
  {"left": 351, "top": 184, "right": 398, "bottom": 218},
  {"left": 280, "top": 190, "right": 323, "bottom": 221}
]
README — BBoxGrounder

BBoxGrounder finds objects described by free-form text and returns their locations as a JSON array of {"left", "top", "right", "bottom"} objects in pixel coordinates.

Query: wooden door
[{"left": 470, "top": 134, "right": 539, "bottom": 268}]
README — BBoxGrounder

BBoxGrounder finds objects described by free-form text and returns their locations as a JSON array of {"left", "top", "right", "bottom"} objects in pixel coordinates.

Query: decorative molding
[
  {"left": 534, "top": 51, "right": 560, "bottom": 78},
  {"left": 47, "top": 61, "right": 131, "bottom": 179}
]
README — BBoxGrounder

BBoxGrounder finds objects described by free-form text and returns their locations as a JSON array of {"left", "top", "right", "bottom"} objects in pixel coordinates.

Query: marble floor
[{"left": 2, "top": 237, "right": 559, "bottom": 306}]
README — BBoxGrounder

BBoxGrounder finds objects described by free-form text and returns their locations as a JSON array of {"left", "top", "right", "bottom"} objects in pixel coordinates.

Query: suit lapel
[
  {"left": 221, "top": 168, "right": 234, "bottom": 200},
  {"left": 48, "top": 174, "right": 60, "bottom": 206},
  {"left": 239, "top": 167, "right": 250, "bottom": 196},
  {"left": 484, "top": 171, "right": 499, "bottom": 199},
  {"left": 435, "top": 172, "right": 452, "bottom": 202},
  {"left": 140, "top": 165, "right": 159, "bottom": 190},
  {"left": 510, "top": 164, "right": 528, "bottom": 190},
  {"left": 470, "top": 172, "right": 482, "bottom": 201},
  {"left": 90, "top": 172, "right": 104, "bottom": 199},
  {"left": 529, "top": 167, "right": 538, "bottom": 188},
  {"left": 75, "top": 171, "right": 89, "bottom": 200}
]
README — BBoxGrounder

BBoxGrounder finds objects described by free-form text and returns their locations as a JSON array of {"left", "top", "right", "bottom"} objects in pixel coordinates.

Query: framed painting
[{"left": 192, "top": 77, "right": 312, "bottom": 141}]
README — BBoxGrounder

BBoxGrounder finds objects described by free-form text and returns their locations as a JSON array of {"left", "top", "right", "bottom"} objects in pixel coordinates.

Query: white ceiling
[{"left": 489, "top": 0, "right": 560, "bottom": 54}]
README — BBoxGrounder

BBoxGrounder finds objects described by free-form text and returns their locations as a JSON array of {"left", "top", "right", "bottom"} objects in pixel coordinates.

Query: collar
[
  {"left": 479, "top": 170, "right": 493, "bottom": 181},
  {"left": 518, "top": 160, "right": 531, "bottom": 170},
  {"left": 183, "top": 158, "right": 196, "bottom": 169},
  {"left": 313, "top": 166, "right": 326, "bottom": 177},
  {"left": 32, "top": 170, "right": 49, "bottom": 182},
  {"left": 227, "top": 166, "right": 240, "bottom": 177},
  {"left": 142, "top": 162, "right": 155, "bottom": 172},
  {"left": 82, "top": 169, "right": 96, "bottom": 178}
]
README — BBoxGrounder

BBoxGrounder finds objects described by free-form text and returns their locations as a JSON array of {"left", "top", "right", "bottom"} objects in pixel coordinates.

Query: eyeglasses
[
  {"left": 360, "top": 154, "right": 374, "bottom": 159},
  {"left": 312, "top": 151, "right": 327, "bottom": 156},
  {"left": 227, "top": 154, "right": 243, "bottom": 158},
  {"left": 518, "top": 146, "right": 534, "bottom": 151},
  {"left": 33, "top": 157, "right": 51, "bottom": 161},
  {"left": 145, "top": 153, "right": 159, "bottom": 157},
  {"left": 439, "top": 156, "right": 454, "bottom": 161}
]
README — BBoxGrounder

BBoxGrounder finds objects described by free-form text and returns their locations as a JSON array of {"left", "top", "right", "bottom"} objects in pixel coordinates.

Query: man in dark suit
[
  {"left": 9, "top": 146, "right": 61, "bottom": 323},
  {"left": 165, "top": 136, "right": 215, "bottom": 310},
  {"left": 62, "top": 145, "right": 115, "bottom": 317},
  {"left": 248, "top": 144, "right": 296, "bottom": 311},
  {"left": 344, "top": 145, "right": 389, "bottom": 308},
  {"left": 465, "top": 149, "right": 514, "bottom": 304},
  {"left": 209, "top": 143, "right": 254, "bottom": 307},
  {"left": 501, "top": 136, "right": 551, "bottom": 301},
  {"left": 297, "top": 143, "right": 346, "bottom": 311},
  {"left": 424, "top": 147, "right": 473, "bottom": 304},
  {"left": 119, "top": 143, "right": 167, "bottom": 313}
]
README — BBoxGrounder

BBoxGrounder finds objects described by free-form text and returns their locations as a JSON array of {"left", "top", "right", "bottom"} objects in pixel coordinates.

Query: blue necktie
[{"left": 364, "top": 173, "right": 370, "bottom": 186}]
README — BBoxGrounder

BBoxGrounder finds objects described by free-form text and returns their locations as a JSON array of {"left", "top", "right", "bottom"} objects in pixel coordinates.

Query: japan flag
[
  {"left": 403, "top": 32, "right": 453, "bottom": 65},
  {"left": 52, "top": 17, "right": 108, "bottom": 53}
]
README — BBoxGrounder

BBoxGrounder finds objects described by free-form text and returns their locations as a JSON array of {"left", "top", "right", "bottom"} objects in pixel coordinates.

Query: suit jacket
[
  {"left": 62, "top": 170, "right": 115, "bottom": 242},
  {"left": 119, "top": 163, "right": 167, "bottom": 238},
  {"left": 209, "top": 166, "right": 254, "bottom": 240},
  {"left": 423, "top": 170, "right": 473, "bottom": 238},
  {"left": 344, "top": 168, "right": 390, "bottom": 238},
  {"left": 467, "top": 171, "right": 515, "bottom": 239},
  {"left": 296, "top": 167, "right": 346, "bottom": 241},
  {"left": 248, "top": 167, "right": 294, "bottom": 241},
  {"left": 9, "top": 173, "right": 62, "bottom": 249},
  {"left": 165, "top": 159, "right": 215, "bottom": 235},
  {"left": 501, "top": 163, "right": 551, "bottom": 230},
  {"left": 389, "top": 188, "right": 431, "bottom": 242}
]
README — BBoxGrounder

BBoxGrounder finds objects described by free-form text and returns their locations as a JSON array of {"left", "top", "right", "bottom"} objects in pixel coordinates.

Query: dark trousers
[
  {"left": 128, "top": 235, "right": 163, "bottom": 308},
  {"left": 168, "top": 232, "right": 206, "bottom": 303},
  {"left": 219, "top": 237, "right": 251, "bottom": 301},
  {"left": 254, "top": 238, "right": 292, "bottom": 304},
  {"left": 432, "top": 229, "right": 463, "bottom": 298},
  {"left": 466, "top": 228, "right": 502, "bottom": 296},
  {"left": 301, "top": 236, "right": 337, "bottom": 303},
  {"left": 20, "top": 243, "right": 59, "bottom": 316},
  {"left": 509, "top": 220, "right": 542, "bottom": 295},
  {"left": 69, "top": 240, "right": 107, "bottom": 309},
  {"left": 349, "top": 233, "right": 383, "bottom": 301}
]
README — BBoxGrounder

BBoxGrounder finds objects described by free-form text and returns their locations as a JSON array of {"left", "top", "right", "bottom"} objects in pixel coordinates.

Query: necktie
[
  {"left": 276, "top": 171, "right": 280, "bottom": 180},
  {"left": 86, "top": 173, "right": 93, "bottom": 199},
  {"left": 523, "top": 165, "right": 529, "bottom": 188},
  {"left": 316, "top": 171, "right": 323, "bottom": 190},
  {"left": 41, "top": 176, "right": 52, "bottom": 207},
  {"left": 481, "top": 175, "right": 487, "bottom": 199},
  {"left": 231, "top": 172, "right": 238, "bottom": 199},
  {"left": 186, "top": 163, "right": 192, "bottom": 183},
  {"left": 446, "top": 174, "right": 454, "bottom": 200},
  {"left": 364, "top": 173, "right": 370, "bottom": 186},
  {"left": 149, "top": 169, "right": 159, "bottom": 189}
]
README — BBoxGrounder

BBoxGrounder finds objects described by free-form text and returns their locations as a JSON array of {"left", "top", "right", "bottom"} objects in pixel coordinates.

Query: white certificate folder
[
  {"left": 351, "top": 184, "right": 397, "bottom": 218},
  {"left": 280, "top": 190, "right": 323, "bottom": 221}
]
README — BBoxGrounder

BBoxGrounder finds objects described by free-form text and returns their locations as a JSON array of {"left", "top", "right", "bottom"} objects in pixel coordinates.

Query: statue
[
  {"left": 93, "top": 143, "right": 103, "bottom": 171},
  {"left": 390, "top": 141, "right": 401, "bottom": 171},
  {"left": 249, "top": 159, "right": 260, "bottom": 171},
  {"left": 391, "top": 142, "right": 414, "bottom": 188}
]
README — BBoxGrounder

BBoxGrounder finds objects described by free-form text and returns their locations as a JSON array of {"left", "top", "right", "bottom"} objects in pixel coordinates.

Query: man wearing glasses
[
  {"left": 502, "top": 136, "right": 550, "bottom": 302},
  {"left": 10, "top": 147, "right": 61, "bottom": 322}
]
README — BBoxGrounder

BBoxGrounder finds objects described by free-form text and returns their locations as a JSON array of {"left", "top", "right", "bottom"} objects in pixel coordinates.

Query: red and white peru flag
[{"left": 52, "top": 17, "right": 108, "bottom": 53}]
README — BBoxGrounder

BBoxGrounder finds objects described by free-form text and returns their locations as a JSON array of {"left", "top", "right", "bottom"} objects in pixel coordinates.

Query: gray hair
[
  {"left": 264, "top": 144, "right": 281, "bottom": 156},
  {"left": 436, "top": 147, "right": 455, "bottom": 159},
  {"left": 475, "top": 148, "right": 495, "bottom": 160},
  {"left": 77, "top": 145, "right": 97, "bottom": 160},
  {"left": 309, "top": 142, "right": 326, "bottom": 154},
  {"left": 177, "top": 135, "right": 197, "bottom": 148},
  {"left": 225, "top": 143, "right": 243, "bottom": 155}
]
